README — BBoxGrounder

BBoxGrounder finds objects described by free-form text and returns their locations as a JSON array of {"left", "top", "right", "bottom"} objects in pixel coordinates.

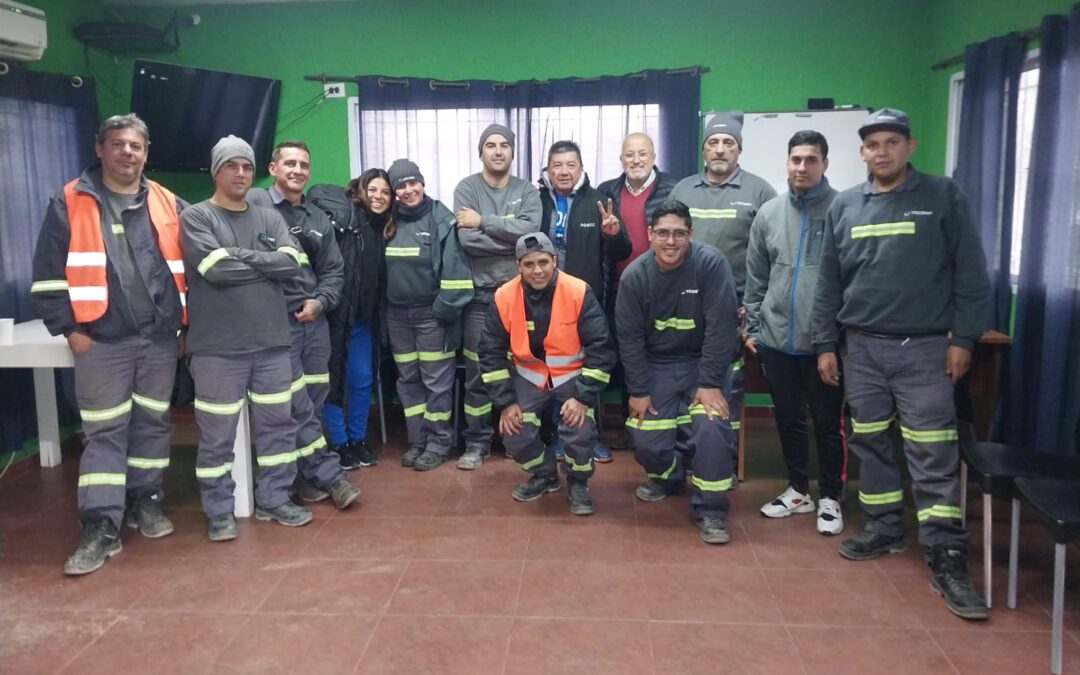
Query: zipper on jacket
[{"left": 787, "top": 198, "right": 808, "bottom": 353}]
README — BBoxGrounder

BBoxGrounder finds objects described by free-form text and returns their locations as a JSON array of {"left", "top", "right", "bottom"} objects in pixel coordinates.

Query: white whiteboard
[{"left": 707, "top": 109, "right": 869, "bottom": 195}]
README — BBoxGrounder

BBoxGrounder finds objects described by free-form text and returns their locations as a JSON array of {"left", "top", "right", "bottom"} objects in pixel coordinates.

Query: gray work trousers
[
  {"left": 73, "top": 333, "right": 177, "bottom": 529},
  {"left": 843, "top": 330, "right": 969, "bottom": 550},
  {"left": 289, "top": 316, "right": 343, "bottom": 489},
  {"left": 191, "top": 348, "right": 297, "bottom": 518},
  {"left": 462, "top": 297, "right": 495, "bottom": 451},
  {"left": 386, "top": 304, "right": 455, "bottom": 455},
  {"left": 628, "top": 359, "right": 734, "bottom": 520},
  {"left": 503, "top": 374, "right": 597, "bottom": 481}
]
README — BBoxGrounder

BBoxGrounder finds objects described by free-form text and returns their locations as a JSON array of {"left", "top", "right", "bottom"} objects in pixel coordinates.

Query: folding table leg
[
  {"left": 1007, "top": 497, "right": 1019, "bottom": 609},
  {"left": 1051, "top": 543, "right": 1065, "bottom": 675},
  {"left": 983, "top": 492, "right": 993, "bottom": 608}
]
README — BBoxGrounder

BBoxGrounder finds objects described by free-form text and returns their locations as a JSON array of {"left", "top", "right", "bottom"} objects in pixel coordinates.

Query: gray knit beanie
[
  {"left": 210, "top": 135, "right": 256, "bottom": 176},
  {"left": 702, "top": 111, "right": 744, "bottom": 149},
  {"left": 388, "top": 158, "right": 424, "bottom": 189},
  {"left": 478, "top": 123, "right": 516, "bottom": 155}
]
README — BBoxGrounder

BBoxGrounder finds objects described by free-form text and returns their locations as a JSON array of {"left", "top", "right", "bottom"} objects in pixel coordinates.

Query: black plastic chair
[
  {"left": 960, "top": 441, "right": 1080, "bottom": 608},
  {"left": 1012, "top": 477, "right": 1080, "bottom": 675}
]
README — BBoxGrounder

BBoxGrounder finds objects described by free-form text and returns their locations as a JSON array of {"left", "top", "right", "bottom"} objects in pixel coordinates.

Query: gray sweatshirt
[
  {"left": 745, "top": 178, "right": 838, "bottom": 355},
  {"left": 669, "top": 166, "right": 777, "bottom": 298},
  {"left": 180, "top": 200, "right": 300, "bottom": 354},
  {"left": 453, "top": 173, "right": 542, "bottom": 294}
]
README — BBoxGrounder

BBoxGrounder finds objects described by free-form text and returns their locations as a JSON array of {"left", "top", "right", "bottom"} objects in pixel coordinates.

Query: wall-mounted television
[{"left": 130, "top": 59, "right": 280, "bottom": 173}]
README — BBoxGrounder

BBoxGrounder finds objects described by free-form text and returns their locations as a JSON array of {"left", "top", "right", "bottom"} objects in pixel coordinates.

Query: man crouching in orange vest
[{"left": 479, "top": 232, "right": 616, "bottom": 515}]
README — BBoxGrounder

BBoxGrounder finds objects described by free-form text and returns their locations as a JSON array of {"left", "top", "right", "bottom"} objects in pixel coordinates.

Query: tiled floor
[{"left": 1, "top": 417, "right": 1077, "bottom": 674}]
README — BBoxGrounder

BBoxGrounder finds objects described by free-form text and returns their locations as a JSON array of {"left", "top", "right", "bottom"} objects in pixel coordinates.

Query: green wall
[{"left": 22, "top": 0, "right": 1077, "bottom": 202}]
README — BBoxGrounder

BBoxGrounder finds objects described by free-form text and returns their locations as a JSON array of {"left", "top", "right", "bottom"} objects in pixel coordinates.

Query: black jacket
[
  {"left": 538, "top": 174, "right": 631, "bottom": 309},
  {"left": 596, "top": 167, "right": 680, "bottom": 225}
]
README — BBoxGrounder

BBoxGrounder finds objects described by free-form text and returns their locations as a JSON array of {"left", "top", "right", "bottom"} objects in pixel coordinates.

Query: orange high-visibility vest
[
  {"left": 494, "top": 272, "right": 587, "bottom": 389},
  {"left": 63, "top": 179, "right": 186, "bottom": 324}
]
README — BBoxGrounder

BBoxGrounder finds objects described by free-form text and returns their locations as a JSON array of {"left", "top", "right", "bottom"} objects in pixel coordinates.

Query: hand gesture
[
  {"left": 499, "top": 403, "right": 524, "bottom": 436},
  {"left": 560, "top": 397, "right": 589, "bottom": 429},
  {"left": 597, "top": 199, "right": 620, "bottom": 236},
  {"left": 455, "top": 207, "right": 482, "bottom": 229},
  {"left": 691, "top": 387, "right": 729, "bottom": 421}
]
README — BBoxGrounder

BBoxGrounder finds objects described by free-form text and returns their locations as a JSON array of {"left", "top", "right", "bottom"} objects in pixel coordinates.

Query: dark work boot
[
  {"left": 512, "top": 474, "right": 561, "bottom": 502},
  {"left": 63, "top": 520, "right": 122, "bottom": 576},
  {"left": 327, "top": 479, "right": 361, "bottom": 510},
  {"left": 401, "top": 444, "right": 425, "bottom": 468},
  {"left": 698, "top": 515, "right": 731, "bottom": 545},
  {"left": 928, "top": 546, "right": 989, "bottom": 620},
  {"left": 125, "top": 492, "right": 174, "bottom": 539},
  {"left": 293, "top": 476, "right": 330, "bottom": 503},
  {"left": 838, "top": 530, "right": 908, "bottom": 561},
  {"left": 567, "top": 479, "right": 595, "bottom": 516}
]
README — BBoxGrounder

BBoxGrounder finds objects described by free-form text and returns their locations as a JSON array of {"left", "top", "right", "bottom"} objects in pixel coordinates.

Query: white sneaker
[
  {"left": 760, "top": 486, "right": 815, "bottom": 518},
  {"left": 816, "top": 497, "right": 844, "bottom": 535}
]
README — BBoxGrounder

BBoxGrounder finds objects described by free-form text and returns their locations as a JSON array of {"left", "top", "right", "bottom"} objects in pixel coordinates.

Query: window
[{"left": 348, "top": 99, "right": 661, "bottom": 203}]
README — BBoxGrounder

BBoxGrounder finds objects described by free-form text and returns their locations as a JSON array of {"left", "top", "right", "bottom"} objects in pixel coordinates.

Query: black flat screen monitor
[{"left": 130, "top": 60, "right": 280, "bottom": 173}]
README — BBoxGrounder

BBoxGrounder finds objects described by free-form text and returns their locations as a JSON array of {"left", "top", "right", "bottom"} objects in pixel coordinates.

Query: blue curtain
[
  {"left": 954, "top": 33, "right": 1025, "bottom": 334},
  {"left": 0, "top": 62, "right": 98, "bottom": 454},
  {"left": 355, "top": 67, "right": 703, "bottom": 180},
  {"left": 1002, "top": 5, "right": 1080, "bottom": 455}
]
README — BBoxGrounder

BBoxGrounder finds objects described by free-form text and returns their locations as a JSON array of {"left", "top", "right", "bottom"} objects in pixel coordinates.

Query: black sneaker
[
  {"left": 512, "top": 474, "right": 561, "bottom": 502},
  {"left": 207, "top": 513, "right": 238, "bottom": 542},
  {"left": 635, "top": 478, "right": 674, "bottom": 503},
  {"left": 412, "top": 449, "right": 445, "bottom": 472},
  {"left": 698, "top": 515, "right": 731, "bottom": 544},
  {"left": 335, "top": 443, "right": 362, "bottom": 471},
  {"left": 838, "top": 530, "right": 908, "bottom": 561},
  {"left": 327, "top": 479, "right": 361, "bottom": 510},
  {"left": 401, "top": 444, "right": 425, "bottom": 468},
  {"left": 125, "top": 493, "right": 174, "bottom": 539},
  {"left": 351, "top": 440, "right": 378, "bottom": 467},
  {"left": 928, "top": 547, "right": 989, "bottom": 620},
  {"left": 567, "top": 480, "right": 595, "bottom": 516},
  {"left": 63, "top": 521, "right": 122, "bottom": 576},
  {"left": 255, "top": 501, "right": 313, "bottom": 527}
]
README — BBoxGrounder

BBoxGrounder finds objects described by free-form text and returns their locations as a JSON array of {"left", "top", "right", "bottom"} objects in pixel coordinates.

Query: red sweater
[{"left": 613, "top": 181, "right": 656, "bottom": 281}]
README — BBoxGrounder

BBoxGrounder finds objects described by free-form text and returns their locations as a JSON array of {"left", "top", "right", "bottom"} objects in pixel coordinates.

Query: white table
[{"left": 0, "top": 320, "right": 255, "bottom": 517}]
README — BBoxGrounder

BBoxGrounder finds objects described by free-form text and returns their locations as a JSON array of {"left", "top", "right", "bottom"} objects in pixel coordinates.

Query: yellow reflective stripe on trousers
[
  {"left": 194, "top": 398, "right": 245, "bottom": 415},
  {"left": 850, "top": 221, "right": 916, "bottom": 239},
  {"left": 78, "top": 472, "right": 126, "bottom": 487},
  {"left": 625, "top": 417, "right": 677, "bottom": 431},
  {"left": 258, "top": 450, "right": 299, "bottom": 467},
  {"left": 132, "top": 392, "right": 170, "bottom": 413},
  {"left": 196, "top": 462, "right": 234, "bottom": 479},
  {"left": 859, "top": 489, "right": 904, "bottom": 505},
  {"left": 464, "top": 402, "right": 492, "bottom": 417},
  {"left": 730, "top": 357, "right": 744, "bottom": 372},
  {"left": 418, "top": 350, "right": 454, "bottom": 362},
  {"left": 691, "top": 474, "right": 733, "bottom": 492},
  {"left": 424, "top": 409, "right": 452, "bottom": 422},
  {"left": 289, "top": 377, "right": 306, "bottom": 394},
  {"left": 31, "top": 279, "right": 69, "bottom": 293},
  {"left": 81, "top": 399, "right": 133, "bottom": 422},
  {"left": 482, "top": 369, "right": 510, "bottom": 383},
  {"left": 127, "top": 457, "right": 170, "bottom": 469},
  {"left": 198, "top": 248, "right": 230, "bottom": 276},
  {"left": 440, "top": 279, "right": 474, "bottom": 290},
  {"left": 385, "top": 246, "right": 421, "bottom": 257},
  {"left": 520, "top": 448, "right": 545, "bottom": 471},
  {"left": 917, "top": 504, "right": 963, "bottom": 522},
  {"left": 900, "top": 426, "right": 958, "bottom": 443},
  {"left": 654, "top": 317, "right": 696, "bottom": 331},
  {"left": 304, "top": 373, "right": 330, "bottom": 384},
  {"left": 248, "top": 387, "right": 293, "bottom": 405},
  {"left": 393, "top": 351, "right": 418, "bottom": 364},
  {"left": 521, "top": 412, "right": 541, "bottom": 426},
  {"left": 648, "top": 455, "right": 679, "bottom": 480},
  {"left": 852, "top": 417, "right": 894, "bottom": 434},
  {"left": 404, "top": 402, "right": 426, "bottom": 417},
  {"left": 688, "top": 208, "right": 737, "bottom": 219},
  {"left": 463, "top": 349, "right": 479, "bottom": 362},
  {"left": 563, "top": 453, "right": 593, "bottom": 472},
  {"left": 296, "top": 435, "right": 327, "bottom": 458},
  {"left": 581, "top": 367, "right": 610, "bottom": 384}
]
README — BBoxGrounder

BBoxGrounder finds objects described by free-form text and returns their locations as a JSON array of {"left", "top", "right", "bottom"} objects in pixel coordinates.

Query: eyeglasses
[{"left": 651, "top": 228, "right": 690, "bottom": 242}]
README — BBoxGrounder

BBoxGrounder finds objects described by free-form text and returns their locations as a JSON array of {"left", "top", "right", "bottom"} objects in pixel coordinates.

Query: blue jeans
[{"left": 323, "top": 320, "right": 373, "bottom": 445}]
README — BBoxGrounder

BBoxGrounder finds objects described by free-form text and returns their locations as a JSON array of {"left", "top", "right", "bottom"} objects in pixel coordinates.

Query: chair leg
[
  {"left": 1051, "top": 543, "right": 1065, "bottom": 675},
  {"left": 983, "top": 492, "right": 993, "bottom": 609},
  {"left": 959, "top": 463, "right": 968, "bottom": 527},
  {"left": 1007, "top": 497, "right": 1019, "bottom": 609},
  {"left": 376, "top": 369, "right": 388, "bottom": 445}
]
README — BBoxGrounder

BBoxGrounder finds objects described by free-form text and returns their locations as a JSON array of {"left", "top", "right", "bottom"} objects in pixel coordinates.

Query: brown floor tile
[
  {"left": 333, "top": 479, "right": 448, "bottom": 518},
  {"left": 131, "top": 558, "right": 287, "bottom": 612},
  {"left": 931, "top": 628, "right": 1077, "bottom": 674},
  {"left": 388, "top": 559, "right": 523, "bottom": 616},
  {"left": 527, "top": 519, "right": 641, "bottom": 562},
  {"left": 437, "top": 482, "right": 567, "bottom": 519},
  {"left": 0, "top": 609, "right": 119, "bottom": 675},
  {"left": 638, "top": 518, "right": 759, "bottom": 567},
  {"left": 413, "top": 517, "right": 532, "bottom": 561},
  {"left": 0, "top": 515, "right": 83, "bottom": 559},
  {"left": 643, "top": 564, "right": 782, "bottom": 624},
  {"left": 765, "top": 567, "right": 922, "bottom": 627},
  {"left": 183, "top": 514, "right": 328, "bottom": 560},
  {"left": 517, "top": 560, "right": 649, "bottom": 620},
  {"left": 791, "top": 625, "right": 956, "bottom": 674},
  {"left": 650, "top": 622, "right": 799, "bottom": 675},
  {"left": 743, "top": 511, "right": 859, "bottom": 570},
  {"left": 357, "top": 615, "right": 512, "bottom": 675},
  {"left": 352, "top": 454, "right": 456, "bottom": 486},
  {"left": 446, "top": 455, "right": 529, "bottom": 485},
  {"left": 576, "top": 479, "right": 638, "bottom": 521},
  {"left": 0, "top": 555, "right": 151, "bottom": 610},
  {"left": 58, "top": 612, "right": 243, "bottom": 674},
  {"left": 258, "top": 559, "right": 407, "bottom": 615},
  {"left": 506, "top": 618, "right": 653, "bottom": 675},
  {"left": 301, "top": 517, "right": 424, "bottom": 560},
  {"left": 210, "top": 613, "right": 377, "bottom": 674}
]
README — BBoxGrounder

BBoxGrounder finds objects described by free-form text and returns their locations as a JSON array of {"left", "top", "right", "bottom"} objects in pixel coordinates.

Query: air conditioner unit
[{"left": 0, "top": 1, "right": 47, "bottom": 62}]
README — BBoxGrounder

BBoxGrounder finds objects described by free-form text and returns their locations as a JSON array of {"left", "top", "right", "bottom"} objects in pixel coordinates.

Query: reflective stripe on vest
[
  {"left": 63, "top": 179, "right": 187, "bottom": 324},
  {"left": 494, "top": 273, "right": 588, "bottom": 390}
]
